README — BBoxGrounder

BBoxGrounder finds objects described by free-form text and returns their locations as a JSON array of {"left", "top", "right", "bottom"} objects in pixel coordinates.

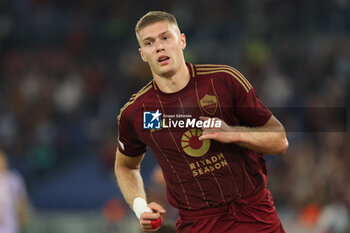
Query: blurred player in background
[
  {"left": 115, "top": 11, "right": 288, "bottom": 232},
  {"left": 0, "top": 149, "right": 29, "bottom": 233}
]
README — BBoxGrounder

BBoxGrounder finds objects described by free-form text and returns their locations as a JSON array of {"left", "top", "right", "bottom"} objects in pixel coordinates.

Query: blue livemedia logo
[{"left": 143, "top": 110, "right": 161, "bottom": 129}]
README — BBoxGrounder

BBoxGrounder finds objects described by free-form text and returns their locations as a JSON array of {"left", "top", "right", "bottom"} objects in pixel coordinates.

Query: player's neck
[{"left": 152, "top": 62, "right": 190, "bottom": 93}]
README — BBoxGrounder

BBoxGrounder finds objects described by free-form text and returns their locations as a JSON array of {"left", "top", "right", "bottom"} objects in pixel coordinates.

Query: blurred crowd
[{"left": 0, "top": 0, "right": 349, "bottom": 232}]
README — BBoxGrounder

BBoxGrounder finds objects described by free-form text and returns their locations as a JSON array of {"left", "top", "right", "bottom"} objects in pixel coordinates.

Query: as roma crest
[{"left": 199, "top": 94, "right": 218, "bottom": 115}]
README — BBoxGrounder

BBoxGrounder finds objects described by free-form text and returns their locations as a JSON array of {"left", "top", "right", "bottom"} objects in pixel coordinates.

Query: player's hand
[
  {"left": 139, "top": 202, "right": 166, "bottom": 231},
  {"left": 199, "top": 116, "right": 241, "bottom": 143}
]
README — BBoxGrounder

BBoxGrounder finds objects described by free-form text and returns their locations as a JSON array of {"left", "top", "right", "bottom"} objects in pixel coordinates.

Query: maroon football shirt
[{"left": 117, "top": 63, "right": 272, "bottom": 211}]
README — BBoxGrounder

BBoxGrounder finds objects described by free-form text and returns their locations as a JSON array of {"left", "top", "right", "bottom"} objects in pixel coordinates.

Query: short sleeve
[
  {"left": 230, "top": 71, "right": 272, "bottom": 127},
  {"left": 117, "top": 110, "right": 147, "bottom": 157}
]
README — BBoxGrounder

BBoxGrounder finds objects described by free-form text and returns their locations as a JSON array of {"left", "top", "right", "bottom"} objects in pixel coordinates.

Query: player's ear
[
  {"left": 180, "top": 33, "right": 186, "bottom": 50},
  {"left": 139, "top": 48, "right": 147, "bottom": 62}
]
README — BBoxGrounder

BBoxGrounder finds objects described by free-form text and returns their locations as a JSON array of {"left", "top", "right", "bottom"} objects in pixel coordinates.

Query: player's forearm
[
  {"left": 233, "top": 125, "right": 288, "bottom": 155},
  {"left": 115, "top": 165, "right": 147, "bottom": 208},
  {"left": 199, "top": 115, "right": 288, "bottom": 155},
  {"left": 17, "top": 198, "right": 30, "bottom": 226}
]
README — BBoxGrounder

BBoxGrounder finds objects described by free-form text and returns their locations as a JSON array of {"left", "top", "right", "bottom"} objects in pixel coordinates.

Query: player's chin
[{"left": 160, "top": 67, "right": 176, "bottom": 78}]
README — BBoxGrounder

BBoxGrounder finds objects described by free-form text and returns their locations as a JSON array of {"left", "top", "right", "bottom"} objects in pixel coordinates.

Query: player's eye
[
  {"left": 163, "top": 36, "right": 168, "bottom": 40},
  {"left": 145, "top": 41, "right": 153, "bottom": 46}
]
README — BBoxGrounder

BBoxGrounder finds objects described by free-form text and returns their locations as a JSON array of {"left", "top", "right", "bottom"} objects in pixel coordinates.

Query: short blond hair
[{"left": 135, "top": 11, "right": 178, "bottom": 35}]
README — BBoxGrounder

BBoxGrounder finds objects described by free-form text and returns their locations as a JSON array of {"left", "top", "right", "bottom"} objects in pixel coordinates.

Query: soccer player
[
  {"left": 115, "top": 11, "right": 289, "bottom": 232},
  {"left": 0, "top": 149, "right": 29, "bottom": 233}
]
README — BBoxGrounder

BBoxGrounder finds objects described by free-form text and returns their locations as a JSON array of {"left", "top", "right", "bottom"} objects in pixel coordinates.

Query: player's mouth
[{"left": 157, "top": 55, "right": 170, "bottom": 65}]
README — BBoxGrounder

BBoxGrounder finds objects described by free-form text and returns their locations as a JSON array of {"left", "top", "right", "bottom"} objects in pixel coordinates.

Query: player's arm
[
  {"left": 199, "top": 115, "right": 288, "bottom": 155},
  {"left": 115, "top": 149, "right": 146, "bottom": 206},
  {"left": 115, "top": 149, "right": 165, "bottom": 231},
  {"left": 17, "top": 195, "right": 30, "bottom": 230}
]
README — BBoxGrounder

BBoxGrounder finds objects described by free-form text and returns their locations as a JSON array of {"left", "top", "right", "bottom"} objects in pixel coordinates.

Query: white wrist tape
[{"left": 133, "top": 197, "right": 152, "bottom": 219}]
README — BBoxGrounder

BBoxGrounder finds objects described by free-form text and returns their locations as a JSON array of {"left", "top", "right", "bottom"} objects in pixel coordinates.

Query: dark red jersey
[{"left": 117, "top": 63, "right": 272, "bottom": 211}]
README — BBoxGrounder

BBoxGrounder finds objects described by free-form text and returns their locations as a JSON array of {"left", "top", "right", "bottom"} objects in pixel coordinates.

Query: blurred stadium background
[{"left": 0, "top": 0, "right": 349, "bottom": 232}]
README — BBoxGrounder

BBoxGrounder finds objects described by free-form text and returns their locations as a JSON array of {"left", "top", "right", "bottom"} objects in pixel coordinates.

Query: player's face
[{"left": 137, "top": 21, "right": 186, "bottom": 78}]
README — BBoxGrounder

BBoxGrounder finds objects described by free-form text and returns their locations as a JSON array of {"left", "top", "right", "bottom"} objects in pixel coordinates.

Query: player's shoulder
[
  {"left": 117, "top": 81, "right": 155, "bottom": 123},
  {"left": 194, "top": 63, "right": 237, "bottom": 72},
  {"left": 194, "top": 64, "right": 252, "bottom": 93},
  {"left": 8, "top": 170, "right": 25, "bottom": 185},
  {"left": 194, "top": 63, "right": 243, "bottom": 79}
]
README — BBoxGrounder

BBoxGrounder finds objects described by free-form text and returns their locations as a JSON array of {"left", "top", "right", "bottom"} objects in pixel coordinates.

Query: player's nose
[{"left": 155, "top": 40, "right": 165, "bottom": 53}]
